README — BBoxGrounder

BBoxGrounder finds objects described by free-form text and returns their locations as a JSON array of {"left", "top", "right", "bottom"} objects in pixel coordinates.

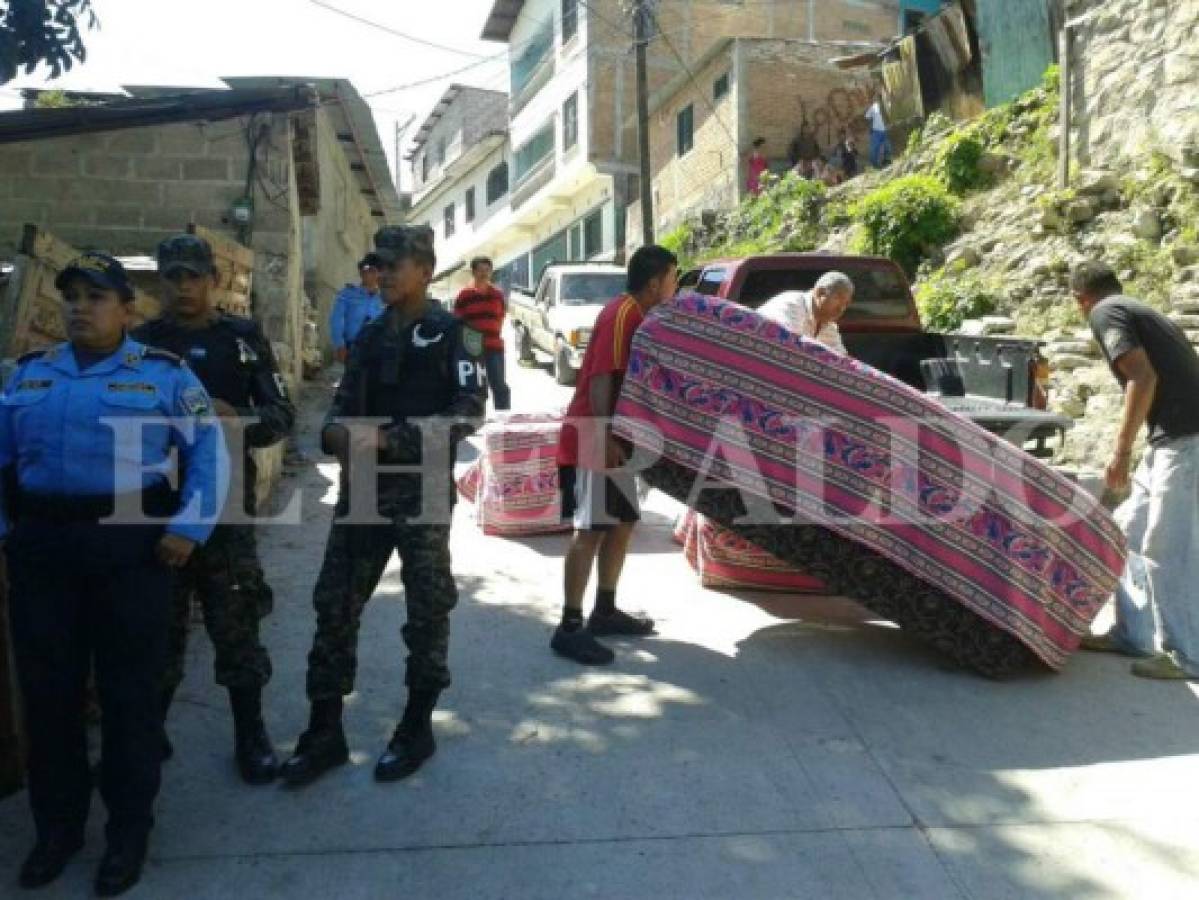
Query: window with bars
[
  {"left": 465, "top": 188, "right": 476, "bottom": 223},
  {"left": 444, "top": 203, "right": 455, "bottom": 237}
]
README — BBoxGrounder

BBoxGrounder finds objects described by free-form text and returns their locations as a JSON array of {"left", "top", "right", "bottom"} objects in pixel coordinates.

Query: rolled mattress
[{"left": 613, "top": 293, "right": 1126, "bottom": 677}]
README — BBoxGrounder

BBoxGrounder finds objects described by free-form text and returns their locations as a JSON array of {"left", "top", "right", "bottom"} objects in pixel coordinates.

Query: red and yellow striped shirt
[{"left": 558, "top": 294, "right": 645, "bottom": 468}]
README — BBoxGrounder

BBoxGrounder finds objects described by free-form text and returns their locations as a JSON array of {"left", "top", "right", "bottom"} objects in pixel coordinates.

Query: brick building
[
  {"left": 628, "top": 38, "right": 881, "bottom": 241},
  {"left": 404, "top": 85, "right": 513, "bottom": 295},
  {"left": 471, "top": 0, "right": 901, "bottom": 284},
  {"left": 0, "top": 78, "right": 401, "bottom": 377}
]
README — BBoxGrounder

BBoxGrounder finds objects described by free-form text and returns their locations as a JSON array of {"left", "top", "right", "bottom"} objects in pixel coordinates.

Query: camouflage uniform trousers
[
  {"left": 305, "top": 519, "right": 458, "bottom": 700},
  {"left": 161, "top": 524, "right": 274, "bottom": 695}
]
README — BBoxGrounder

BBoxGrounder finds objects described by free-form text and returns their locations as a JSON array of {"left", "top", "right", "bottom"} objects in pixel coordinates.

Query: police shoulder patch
[
  {"left": 461, "top": 326, "right": 484, "bottom": 357},
  {"left": 143, "top": 347, "right": 184, "bottom": 366},
  {"left": 181, "top": 386, "right": 212, "bottom": 416}
]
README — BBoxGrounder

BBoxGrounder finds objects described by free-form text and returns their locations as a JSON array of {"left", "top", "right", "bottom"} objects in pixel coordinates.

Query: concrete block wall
[
  {"left": 0, "top": 114, "right": 306, "bottom": 386},
  {"left": 0, "top": 119, "right": 255, "bottom": 257},
  {"left": 301, "top": 106, "right": 379, "bottom": 355}
]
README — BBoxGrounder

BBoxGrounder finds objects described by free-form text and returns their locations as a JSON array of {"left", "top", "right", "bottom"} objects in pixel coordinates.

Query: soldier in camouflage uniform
[
  {"left": 281, "top": 225, "right": 485, "bottom": 786},
  {"left": 133, "top": 235, "right": 295, "bottom": 784}
]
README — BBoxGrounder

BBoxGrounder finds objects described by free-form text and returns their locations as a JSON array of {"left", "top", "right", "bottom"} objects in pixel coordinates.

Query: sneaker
[
  {"left": 588, "top": 608, "right": 656, "bottom": 637},
  {"left": 1078, "top": 632, "right": 1150, "bottom": 657},
  {"left": 1131, "top": 654, "right": 1194, "bottom": 681},
  {"left": 551, "top": 625, "right": 615, "bottom": 665}
]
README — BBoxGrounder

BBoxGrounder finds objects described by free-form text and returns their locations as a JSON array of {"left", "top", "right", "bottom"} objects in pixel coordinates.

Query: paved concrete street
[{"left": 2, "top": 337, "right": 1198, "bottom": 899}]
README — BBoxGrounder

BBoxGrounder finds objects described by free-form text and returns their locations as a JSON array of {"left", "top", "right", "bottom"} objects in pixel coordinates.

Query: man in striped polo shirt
[{"left": 453, "top": 257, "right": 511, "bottom": 410}]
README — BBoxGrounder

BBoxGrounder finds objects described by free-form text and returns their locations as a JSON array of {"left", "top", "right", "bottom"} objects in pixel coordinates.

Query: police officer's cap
[
  {"left": 373, "top": 226, "right": 435, "bottom": 266},
  {"left": 157, "top": 234, "right": 216, "bottom": 278},
  {"left": 55, "top": 252, "right": 135, "bottom": 302}
]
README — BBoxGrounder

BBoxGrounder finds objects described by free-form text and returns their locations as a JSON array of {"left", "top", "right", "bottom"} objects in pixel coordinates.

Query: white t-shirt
[
  {"left": 757, "top": 290, "right": 847, "bottom": 355},
  {"left": 866, "top": 102, "right": 886, "bottom": 132}
]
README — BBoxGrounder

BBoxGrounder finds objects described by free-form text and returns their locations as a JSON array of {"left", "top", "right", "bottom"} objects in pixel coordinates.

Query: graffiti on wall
[{"left": 793, "top": 81, "right": 875, "bottom": 160}]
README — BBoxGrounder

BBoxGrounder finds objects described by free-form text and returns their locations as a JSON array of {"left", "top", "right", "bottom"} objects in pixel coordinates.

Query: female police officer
[{"left": 0, "top": 253, "right": 226, "bottom": 896}]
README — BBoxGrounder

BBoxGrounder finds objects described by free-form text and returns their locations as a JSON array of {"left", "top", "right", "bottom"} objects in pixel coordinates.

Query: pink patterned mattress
[
  {"left": 674, "top": 510, "right": 826, "bottom": 593},
  {"left": 457, "top": 412, "right": 570, "bottom": 537},
  {"left": 614, "top": 293, "right": 1126, "bottom": 670}
]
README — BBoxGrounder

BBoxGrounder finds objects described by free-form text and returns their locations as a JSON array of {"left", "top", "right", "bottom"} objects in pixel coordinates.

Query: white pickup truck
[{"left": 509, "top": 262, "right": 627, "bottom": 385}]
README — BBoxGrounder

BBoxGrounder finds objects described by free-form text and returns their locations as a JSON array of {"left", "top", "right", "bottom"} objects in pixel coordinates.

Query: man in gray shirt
[{"left": 1071, "top": 262, "right": 1199, "bottom": 680}]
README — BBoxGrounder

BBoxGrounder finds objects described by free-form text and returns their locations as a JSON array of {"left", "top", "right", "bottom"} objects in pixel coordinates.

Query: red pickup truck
[{"left": 679, "top": 253, "right": 1071, "bottom": 457}]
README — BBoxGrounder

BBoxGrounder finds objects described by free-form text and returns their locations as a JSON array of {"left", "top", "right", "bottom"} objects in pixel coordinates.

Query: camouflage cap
[
  {"left": 373, "top": 225, "right": 435, "bottom": 265},
  {"left": 157, "top": 234, "right": 216, "bottom": 277},
  {"left": 55, "top": 251, "right": 135, "bottom": 302}
]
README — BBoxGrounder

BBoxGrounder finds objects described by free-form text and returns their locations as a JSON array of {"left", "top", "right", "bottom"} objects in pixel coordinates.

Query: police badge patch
[
  {"left": 462, "top": 326, "right": 484, "bottom": 357},
  {"left": 181, "top": 386, "right": 212, "bottom": 416}
]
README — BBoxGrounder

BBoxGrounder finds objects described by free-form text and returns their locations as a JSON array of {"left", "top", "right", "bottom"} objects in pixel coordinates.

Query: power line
[{"left": 306, "top": 0, "right": 492, "bottom": 58}]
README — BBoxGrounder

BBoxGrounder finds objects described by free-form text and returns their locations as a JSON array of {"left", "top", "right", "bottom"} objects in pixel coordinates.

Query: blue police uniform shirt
[
  {"left": 0, "top": 335, "right": 229, "bottom": 544},
  {"left": 330, "top": 284, "right": 384, "bottom": 350}
]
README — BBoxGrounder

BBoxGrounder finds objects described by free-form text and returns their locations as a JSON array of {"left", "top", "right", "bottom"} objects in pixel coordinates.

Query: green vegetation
[
  {"left": 849, "top": 175, "right": 959, "bottom": 276},
  {"left": 659, "top": 222, "right": 696, "bottom": 272},
  {"left": 935, "top": 131, "right": 987, "bottom": 194},
  {"left": 914, "top": 267, "right": 999, "bottom": 332}
]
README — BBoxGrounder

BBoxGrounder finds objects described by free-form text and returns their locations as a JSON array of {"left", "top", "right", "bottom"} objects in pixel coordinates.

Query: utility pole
[{"left": 634, "top": 0, "right": 654, "bottom": 245}]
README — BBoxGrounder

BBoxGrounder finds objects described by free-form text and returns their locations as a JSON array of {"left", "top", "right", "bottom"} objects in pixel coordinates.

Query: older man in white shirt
[{"left": 757, "top": 271, "right": 854, "bottom": 355}]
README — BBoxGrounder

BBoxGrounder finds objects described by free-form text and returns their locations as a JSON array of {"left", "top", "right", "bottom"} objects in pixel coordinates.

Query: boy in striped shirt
[{"left": 453, "top": 257, "right": 510, "bottom": 410}]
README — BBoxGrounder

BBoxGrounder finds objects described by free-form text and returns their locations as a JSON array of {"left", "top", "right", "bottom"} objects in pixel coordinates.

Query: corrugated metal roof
[{"left": 0, "top": 85, "right": 315, "bottom": 144}]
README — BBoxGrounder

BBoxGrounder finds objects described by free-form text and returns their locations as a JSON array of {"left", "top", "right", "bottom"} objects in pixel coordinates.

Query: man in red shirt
[
  {"left": 553, "top": 245, "right": 679, "bottom": 664},
  {"left": 453, "top": 257, "right": 510, "bottom": 410}
]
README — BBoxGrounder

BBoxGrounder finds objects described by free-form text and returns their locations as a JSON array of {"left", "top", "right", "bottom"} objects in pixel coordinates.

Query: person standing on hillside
[
  {"left": 551, "top": 245, "right": 678, "bottom": 665},
  {"left": 1071, "top": 261, "right": 1199, "bottom": 682},
  {"left": 329, "top": 254, "right": 385, "bottom": 363},
  {"left": 453, "top": 256, "right": 511, "bottom": 411},
  {"left": 865, "top": 93, "right": 892, "bottom": 169},
  {"left": 746, "top": 138, "right": 769, "bottom": 196}
]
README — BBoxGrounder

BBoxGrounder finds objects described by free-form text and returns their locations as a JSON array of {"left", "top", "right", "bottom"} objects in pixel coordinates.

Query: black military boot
[
  {"left": 229, "top": 687, "right": 279, "bottom": 785},
  {"left": 94, "top": 832, "right": 148, "bottom": 897},
  {"left": 374, "top": 688, "right": 439, "bottom": 782},
  {"left": 18, "top": 829, "right": 84, "bottom": 889},
  {"left": 280, "top": 698, "right": 348, "bottom": 788}
]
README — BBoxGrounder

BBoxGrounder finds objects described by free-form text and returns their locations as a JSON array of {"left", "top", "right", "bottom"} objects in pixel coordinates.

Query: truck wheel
[
  {"left": 516, "top": 325, "right": 535, "bottom": 365},
  {"left": 554, "top": 341, "right": 577, "bottom": 386}
]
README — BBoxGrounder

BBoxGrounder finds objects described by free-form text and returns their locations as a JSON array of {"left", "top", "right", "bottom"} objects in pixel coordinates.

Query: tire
[
  {"left": 554, "top": 340, "right": 577, "bottom": 386},
  {"left": 516, "top": 324, "right": 535, "bottom": 365}
]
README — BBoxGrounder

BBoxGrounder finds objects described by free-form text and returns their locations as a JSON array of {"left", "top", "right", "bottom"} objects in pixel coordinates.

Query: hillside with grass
[{"left": 662, "top": 67, "right": 1199, "bottom": 470}]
